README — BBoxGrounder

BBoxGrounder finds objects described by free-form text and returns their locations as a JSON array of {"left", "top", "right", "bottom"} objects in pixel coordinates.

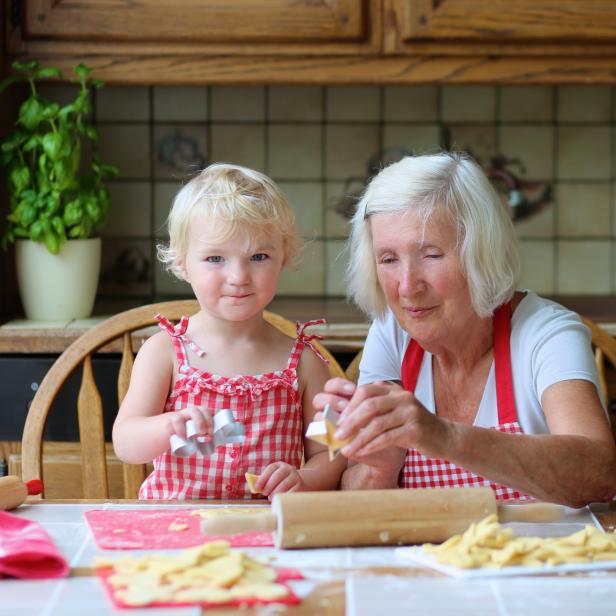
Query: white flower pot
[{"left": 16, "top": 238, "right": 102, "bottom": 321}]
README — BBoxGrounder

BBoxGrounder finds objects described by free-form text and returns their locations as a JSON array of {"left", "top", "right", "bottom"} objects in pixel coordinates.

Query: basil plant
[{"left": 0, "top": 61, "right": 118, "bottom": 254}]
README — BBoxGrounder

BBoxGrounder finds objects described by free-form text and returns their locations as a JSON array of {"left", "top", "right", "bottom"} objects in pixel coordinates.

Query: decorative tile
[
  {"left": 326, "top": 86, "right": 381, "bottom": 121},
  {"left": 268, "top": 125, "right": 322, "bottom": 179},
  {"left": 153, "top": 124, "right": 208, "bottom": 179},
  {"left": 99, "top": 239, "right": 153, "bottom": 297},
  {"left": 102, "top": 181, "right": 152, "bottom": 237},
  {"left": 325, "top": 124, "right": 380, "bottom": 179},
  {"left": 518, "top": 240, "right": 554, "bottom": 295},
  {"left": 210, "top": 124, "right": 266, "bottom": 172},
  {"left": 557, "top": 86, "right": 611, "bottom": 123},
  {"left": 153, "top": 86, "right": 207, "bottom": 122},
  {"left": 557, "top": 182, "right": 611, "bottom": 237},
  {"left": 38, "top": 84, "right": 82, "bottom": 108},
  {"left": 384, "top": 86, "right": 438, "bottom": 122},
  {"left": 514, "top": 202, "right": 555, "bottom": 239},
  {"left": 154, "top": 261, "right": 192, "bottom": 296},
  {"left": 446, "top": 125, "right": 496, "bottom": 165},
  {"left": 557, "top": 240, "right": 611, "bottom": 294},
  {"left": 325, "top": 240, "right": 348, "bottom": 296},
  {"left": 382, "top": 124, "right": 442, "bottom": 158},
  {"left": 96, "top": 86, "right": 149, "bottom": 121},
  {"left": 498, "top": 86, "right": 554, "bottom": 122},
  {"left": 269, "top": 86, "right": 323, "bottom": 121},
  {"left": 153, "top": 181, "right": 184, "bottom": 238},
  {"left": 325, "top": 181, "right": 359, "bottom": 238},
  {"left": 277, "top": 182, "right": 323, "bottom": 238},
  {"left": 211, "top": 86, "right": 265, "bottom": 121},
  {"left": 441, "top": 86, "right": 496, "bottom": 122},
  {"left": 557, "top": 126, "right": 611, "bottom": 180},
  {"left": 499, "top": 125, "right": 555, "bottom": 179},
  {"left": 97, "top": 124, "right": 150, "bottom": 179},
  {"left": 277, "top": 240, "right": 324, "bottom": 295}
]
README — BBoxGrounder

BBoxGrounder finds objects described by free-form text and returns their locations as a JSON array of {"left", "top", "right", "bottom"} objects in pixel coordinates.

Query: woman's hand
[
  {"left": 336, "top": 381, "right": 443, "bottom": 464},
  {"left": 257, "top": 462, "right": 305, "bottom": 500},
  {"left": 312, "top": 377, "right": 358, "bottom": 416},
  {"left": 167, "top": 405, "right": 214, "bottom": 441}
]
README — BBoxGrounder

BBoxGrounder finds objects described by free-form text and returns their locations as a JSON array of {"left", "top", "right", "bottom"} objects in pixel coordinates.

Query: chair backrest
[
  {"left": 20, "top": 301, "right": 345, "bottom": 499},
  {"left": 581, "top": 317, "right": 616, "bottom": 409},
  {"left": 345, "top": 349, "right": 363, "bottom": 383}
]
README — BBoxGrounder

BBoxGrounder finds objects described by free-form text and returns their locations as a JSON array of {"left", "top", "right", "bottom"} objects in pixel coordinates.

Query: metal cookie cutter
[
  {"left": 305, "top": 404, "right": 350, "bottom": 461},
  {"left": 170, "top": 409, "right": 245, "bottom": 457}
]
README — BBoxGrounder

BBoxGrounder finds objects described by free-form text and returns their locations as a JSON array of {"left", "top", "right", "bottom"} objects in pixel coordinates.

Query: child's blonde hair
[{"left": 158, "top": 163, "right": 302, "bottom": 279}]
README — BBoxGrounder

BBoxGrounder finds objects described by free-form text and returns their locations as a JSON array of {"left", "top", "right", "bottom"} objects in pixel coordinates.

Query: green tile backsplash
[{"left": 36, "top": 83, "right": 615, "bottom": 302}]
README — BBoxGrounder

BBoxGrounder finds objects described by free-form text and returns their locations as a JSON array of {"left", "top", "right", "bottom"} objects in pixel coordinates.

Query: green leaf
[
  {"left": 35, "top": 67, "right": 63, "bottom": 80},
  {"left": 20, "top": 204, "right": 37, "bottom": 226},
  {"left": 0, "top": 74, "right": 27, "bottom": 93},
  {"left": 85, "top": 199, "right": 102, "bottom": 224},
  {"left": 44, "top": 231, "right": 60, "bottom": 254},
  {"left": 18, "top": 98, "right": 44, "bottom": 130},
  {"left": 42, "top": 133, "right": 62, "bottom": 159},
  {"left": 63, "top": 200, "right": 82, "bottom": 226},
  {"left": 74, "top": 64, "right": 92, "bottom": 80},
  {"left": 23, "top": 135, "right": 40, "bottom": 152},
  {"left": 29, "top": 220, "right": 44, "bottom": 241},
  {"left": 9, "top": 166, "right": 31, "bottom": 193},
  {"left": 51, "top": 216, "right": 65, "bottom": 237}
]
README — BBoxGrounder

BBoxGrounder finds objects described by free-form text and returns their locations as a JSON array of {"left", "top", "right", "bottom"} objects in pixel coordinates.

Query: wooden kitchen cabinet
[
  {"left": 8, "top": 0, "right": 379, "bottom": 56},
  {"left": 384, "top": 0, "right": 616, "bottom": 55}
]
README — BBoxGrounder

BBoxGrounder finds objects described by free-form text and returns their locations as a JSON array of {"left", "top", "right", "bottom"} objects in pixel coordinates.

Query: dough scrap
[
  {"left": 93, "top": 540, "right": 288, "bottom": 606},
  {"left": 424, "top": 514, "right": 616, "bottom": 569}
]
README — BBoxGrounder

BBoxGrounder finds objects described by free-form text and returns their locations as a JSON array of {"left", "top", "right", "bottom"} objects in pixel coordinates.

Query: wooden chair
[
  {"left": 345, "top": 349, "right": 363, "bottom": 383},
  {"left": 581, "top": 317, "right": 616, "bottom": 410},
  {"left": 18, "top": 300, "right": 345, "bottom": 499}
]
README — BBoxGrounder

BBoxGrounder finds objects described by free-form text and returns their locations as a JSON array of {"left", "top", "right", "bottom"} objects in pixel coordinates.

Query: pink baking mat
[{"left": 84, "top": 509, "right": 274, "bottom": 549}]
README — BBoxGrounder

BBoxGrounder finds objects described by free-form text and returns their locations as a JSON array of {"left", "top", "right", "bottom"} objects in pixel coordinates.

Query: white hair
[{"left": 347, "top": 151, "right": 520, "bottom": 319}]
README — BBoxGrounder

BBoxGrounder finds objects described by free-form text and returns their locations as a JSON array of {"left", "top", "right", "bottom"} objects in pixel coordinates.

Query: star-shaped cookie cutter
[
  {"left": 170, "top": 409, "right": 245, "bottom": 457},
  {"left": 305, "top": 404, "right": 350, "bottom": 461}
]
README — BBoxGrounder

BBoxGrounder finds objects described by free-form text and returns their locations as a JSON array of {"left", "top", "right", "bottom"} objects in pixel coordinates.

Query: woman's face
[{"left": 370, "top": 208, "right": 475, "bottom": 348}]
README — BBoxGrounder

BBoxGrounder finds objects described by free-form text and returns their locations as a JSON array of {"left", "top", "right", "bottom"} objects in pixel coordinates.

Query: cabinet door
[
  {"left": 385, "top": 0, "right": 616, "bottom": 54},
  {"left": 18, "top": 0, "right": 378, "bottom": 54}
]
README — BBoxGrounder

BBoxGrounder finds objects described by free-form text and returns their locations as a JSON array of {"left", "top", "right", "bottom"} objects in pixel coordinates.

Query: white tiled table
[{"left": 3, "top": 501, "right": 616, "bottom": 616}]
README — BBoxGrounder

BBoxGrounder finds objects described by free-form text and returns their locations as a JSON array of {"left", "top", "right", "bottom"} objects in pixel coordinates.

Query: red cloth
[{"left": 0, "top": 511, "right": 69, "bottom": 579}]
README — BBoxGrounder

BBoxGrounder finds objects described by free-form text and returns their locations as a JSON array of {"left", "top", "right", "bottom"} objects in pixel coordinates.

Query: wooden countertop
[
  {"left": 2, "top": 295, "right": 616, "bottom": 355},
  {"left": 0, "top": 298, "right": 370, "bottom": 354}
]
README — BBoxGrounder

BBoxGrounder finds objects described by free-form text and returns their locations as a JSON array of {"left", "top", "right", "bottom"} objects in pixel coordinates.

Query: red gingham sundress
[
  {"left": 399, "top": 302, "right": 531, "bottom": 501},
  {"left": 139, "top": 314, "right": 327, "bottom": 500}
]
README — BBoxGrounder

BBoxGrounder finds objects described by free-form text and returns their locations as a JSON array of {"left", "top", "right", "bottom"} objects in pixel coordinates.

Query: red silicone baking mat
[
  {"left": 85, "top": 509, "right": 274, "bottom": 549},
  {"left": 96, "top": 566, "right": 303, "bottom": 609}
]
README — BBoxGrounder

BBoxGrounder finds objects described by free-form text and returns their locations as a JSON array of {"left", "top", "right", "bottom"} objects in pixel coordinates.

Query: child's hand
[
  {"left": 168, "top": 406, "right": 214, "bottom": 441},
  {"left": 257, "top": 462, "right": 305, "bottom": 500}
]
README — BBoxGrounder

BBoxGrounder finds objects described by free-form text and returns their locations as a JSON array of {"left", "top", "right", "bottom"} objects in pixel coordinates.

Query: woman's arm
[{"left": 334, "top": 379, "right": 616, "bottom": 506}]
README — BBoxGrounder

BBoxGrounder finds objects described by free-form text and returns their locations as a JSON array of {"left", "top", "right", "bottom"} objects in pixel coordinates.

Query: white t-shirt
[{"left": 358, "top": 291, "right": 602, "bottom": 434}]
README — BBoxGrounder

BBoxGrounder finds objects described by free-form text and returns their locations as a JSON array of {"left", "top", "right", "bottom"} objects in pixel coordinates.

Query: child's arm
[
  {"left": 112, "top": 332, "right": 212, "bottom": 464},
  {"left": 296, "top": 348, "right": 348, "bottom": 489},
  {"left": 257, "top": 347, "right": 347, "bottom": 498}
]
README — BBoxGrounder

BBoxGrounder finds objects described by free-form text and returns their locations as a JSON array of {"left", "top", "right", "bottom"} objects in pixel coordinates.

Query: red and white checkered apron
[
  {"left": 139, "top": 314, "right": 328, "bottom": 500},
  {"left": 399, "top": 303, "right": 530, "bottom": 501}
]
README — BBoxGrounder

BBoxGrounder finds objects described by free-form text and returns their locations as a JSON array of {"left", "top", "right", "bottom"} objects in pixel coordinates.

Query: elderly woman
[{"left": 317, "top": 152, "right": 616, "bottom": 507}]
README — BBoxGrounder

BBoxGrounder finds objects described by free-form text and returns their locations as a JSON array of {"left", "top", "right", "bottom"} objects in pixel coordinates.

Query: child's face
[{"left": 181, "top": 215, "right": 286, "bottom": 322}]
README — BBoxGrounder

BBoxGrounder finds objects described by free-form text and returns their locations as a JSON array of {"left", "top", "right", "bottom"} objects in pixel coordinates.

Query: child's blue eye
[
  {"left": 206, "top": 256, "right": 223, "bottom": 263},
  {"left": 251, "top": 253, "right": 268, "bottom": 262}
]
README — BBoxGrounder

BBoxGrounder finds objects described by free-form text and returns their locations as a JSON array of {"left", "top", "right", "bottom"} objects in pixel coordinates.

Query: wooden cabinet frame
[{"left": 4, "top": 0, "right": 616, "bottom": 84}]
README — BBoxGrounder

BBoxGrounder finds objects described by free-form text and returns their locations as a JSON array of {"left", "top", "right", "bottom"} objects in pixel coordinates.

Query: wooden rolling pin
[
  {"left": 0, "top": 476, "right": 44, "bottom": 510},
  {"left": 201, "top": 488, "right": 564, "bottom": 549}
]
